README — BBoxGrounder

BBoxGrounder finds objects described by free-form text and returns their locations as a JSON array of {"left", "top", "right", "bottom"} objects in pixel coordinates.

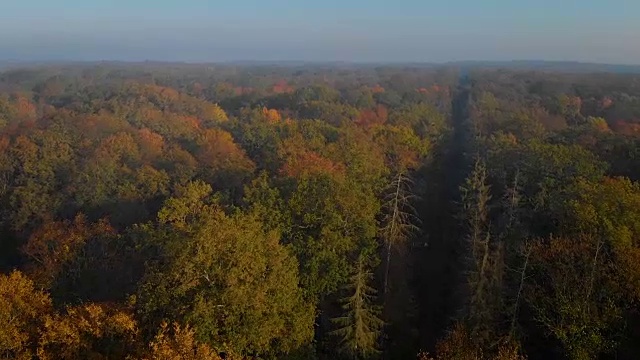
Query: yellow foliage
[
  {"left": 96, "top": 132, "right": 141, "bottom": 163},
  {"left": 196, "top": 128, "right": 255, "bottom": 173},
  {"left": 418, "top": 324, "right": 526, "bottom": 360},
  {"left": 0, "top": 271, "right": 52, "bottom": 359},
  {"left": 202, "top": 103, "right": 228, "bottom": 123},
  {"left": 145, "top": 322, "right": 225, "bottom": 360},
  {"left": 433, "top": 324, "right": 482, "bottom": 360},
  {"left": 587, "top": 116, "right": 611, "bottom": 133},
  {"left": 567, "top": 177, "right": 640, "bottom": 249},
  {"left": 262, "top": 107, "right": 281, "bottom": 124},
  {"left": 494, "top": 343, "right": 527, "bottom": 360},
  {"left": 37, "top": 303, "right": 138, "bottom": 360},
  {"left": 0, "top": 274, "right": 227, "bottom": 360},
  {"left": 373, "top": 124, "right": 430, "bottom": 171}
]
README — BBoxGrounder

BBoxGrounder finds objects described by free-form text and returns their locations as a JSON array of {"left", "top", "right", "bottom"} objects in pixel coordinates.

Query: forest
[{"left": 0, "top": 63, "right": 639, "bottom": 360}]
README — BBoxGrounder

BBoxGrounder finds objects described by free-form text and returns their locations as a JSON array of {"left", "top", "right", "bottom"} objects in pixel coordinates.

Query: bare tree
[{"left": 379, "top": 171, "right": 420, "bottom": 294}]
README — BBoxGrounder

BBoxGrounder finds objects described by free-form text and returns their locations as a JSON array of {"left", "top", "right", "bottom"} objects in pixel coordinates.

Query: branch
[{"left": 509, "top": 242, "right": 531, "bottom": 340}]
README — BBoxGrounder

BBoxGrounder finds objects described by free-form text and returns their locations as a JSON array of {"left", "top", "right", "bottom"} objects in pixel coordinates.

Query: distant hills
[
  {"left": 444, "top": 60, "right": 640, "bottom": 73},
  {"left": 1, "top": 59, "right": 640, "bottom": 74}
]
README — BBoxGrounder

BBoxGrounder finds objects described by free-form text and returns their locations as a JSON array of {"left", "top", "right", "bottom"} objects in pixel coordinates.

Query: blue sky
[{"left": 1, "top": 0, "right": 638, "bottom": 63}]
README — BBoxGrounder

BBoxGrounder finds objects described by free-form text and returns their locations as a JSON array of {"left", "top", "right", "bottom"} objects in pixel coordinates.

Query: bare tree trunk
[
  {"left": 509, "top": 243, "right": 531, "bottom": 340},
  {"left": 584, "top": 238, "right": 604, "bottom": 314},
  {"left": 384, "top": 240, "right": 392, "bottom": 295}
]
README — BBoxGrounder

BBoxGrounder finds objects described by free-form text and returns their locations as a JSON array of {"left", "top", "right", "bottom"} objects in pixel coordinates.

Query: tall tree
[
  {"left": 459, "top": 158, "right": 504, "bottom": 344},
  {"left": 379, "top": 171, "right": 419, "bottom": 294},
  {"left": 331, "top": 254, "right": 384, "bottom": 359},
  {"left": 137, "top": 181, "right": 315, "bottom": 357}
]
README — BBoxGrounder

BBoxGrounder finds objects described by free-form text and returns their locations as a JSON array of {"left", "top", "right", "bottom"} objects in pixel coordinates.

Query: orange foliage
[
  {"left": 95, "top": 132, "right": 140, "bottom": 162},
  {"left": 137, "top": 107, "right": 164, "bottom": 123},
  {"left": 145, "top": 322, "right": 225, "bottom": 360},
  {"left": 37, "top": 303, "right": 138, "bottom": 360},
  {"left": 11, "top": 135, "right": 39, "bottom": 164},
  {"left": 432, "top": 323, "right": 481, "bottom": 360},
  {"left": 197, "top": 129, "right": 254, "bottom": 171},
  {"left": 0, "top": 271, "right": 224, "bottom": 359},
  {"left": 356, "top": 104, "right": 388, "bottom": 127},
  {"left": 22, "top": 215, "right": 115, "bottom": 288},
  {"left": 419, "top": 323, "right": 526, "bottom": 360},
  {"left": 262, "top": 107, "right": 282, "bottom": 124},
  {"left": 571, "top": 96, "right": 582, "bottom": 108},
  {"left": 174, "top": 114, "right": 202, "bottom": 130},
  {"left": 234, "top": 86, "right": 255, "bottom": 96},
  {"left": 137, "top": 128, "right": 165, "bottom": 161},
  {"left": 279, "top": 136, "right": 345, "bottom": 178},
  {"left": 272, "top": 80, "right": 295, "bottom": 94},
  {"left": 611, "top": 120, "right": 640, "bottom": 136},
  {"left": 15, "top": 95, "right": 37, "bottom": 121},
  {"left": 199, "top": 129, "right": 238, "bottom": 160},
  {"left": 371, "top": 84, "right": 385, "bottom": 93},
  {"left": 281, "top": 150, "right": 345, "bottom": 178},
  {"left": 145, "top": 84, "right": 181, "bottom": 102},
  {"left": 0, "top": 136, "right": 9, "bottom": 152},
  {"left": 416, "top": 85, "right": 442, "bottom": 94},
  {"left": 159, "top": 86, "right": 180, "bottom": 101},
  {"left": 78, "top": 112, "right": 129, "bottom": 139}
]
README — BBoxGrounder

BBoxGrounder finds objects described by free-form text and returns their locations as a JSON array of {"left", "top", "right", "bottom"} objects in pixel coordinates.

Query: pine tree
[
  {"left": 499, "top": 169, "right": 530, "bottom": 341},
  {"left": 459, "top": 157, "right": 503, "bottom": 343},
  {"left": 331, "top": 255, "right": 384, "bottom": 359}
]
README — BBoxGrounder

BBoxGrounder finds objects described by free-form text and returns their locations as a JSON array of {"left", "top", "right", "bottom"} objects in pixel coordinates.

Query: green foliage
[
  {"left": 242, "top": 171, "right": 287, "bottom": 232},
  {"left": 525, "top": 235, "right": 625, "bottom": 360},
  {"left": 482, "top": 136, "right": 608, "bottom": 238},
  {"left": 285, "top": 174, "right": 379, "bottom": 298},
  {"left": 373, "top": 124, "right": 430, "bottom": 172},
  {"left": 138, "top": 182, "right": 315, "bottom": 357},
  {"left": 388, "top": 103, "right": 449, "bottom": 142},
  {"left": 2, "top": 64, "right": 640, "bottom": 360},
  {"left": 564, "top": 177, "right": 640, "bottom": 249},
  {"left": 6, "top": 131, "right": 74, "bottom": 230}
]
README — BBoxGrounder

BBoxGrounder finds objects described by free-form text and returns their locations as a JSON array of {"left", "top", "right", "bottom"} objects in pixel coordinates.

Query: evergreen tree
[
  {"left": 331, "top": 254, "right": 384, "bottom": 359},
  {"left": 459, "top": 157, "right": 504, "bottom": 344}
]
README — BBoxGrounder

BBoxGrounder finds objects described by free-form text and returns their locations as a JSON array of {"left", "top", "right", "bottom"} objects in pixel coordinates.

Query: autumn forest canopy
[{"left": 1, "top": 63, "right": 640, "bottom": 359}]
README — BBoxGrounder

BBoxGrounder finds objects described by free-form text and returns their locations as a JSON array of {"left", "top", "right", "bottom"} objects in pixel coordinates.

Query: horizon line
[{"left": 1, "top": 59, "right": 640, "bottom": 67}]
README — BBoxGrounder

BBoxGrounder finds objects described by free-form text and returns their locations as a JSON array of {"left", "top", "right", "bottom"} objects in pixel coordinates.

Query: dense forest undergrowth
[{"left": 1, "top": 64, "right": 640, "bottom": 359}]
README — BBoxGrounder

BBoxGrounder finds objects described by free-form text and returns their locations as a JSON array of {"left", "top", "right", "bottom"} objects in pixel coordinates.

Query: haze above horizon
[{"left": 2, "top": 0, "right": 638, "bottom": 65}]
